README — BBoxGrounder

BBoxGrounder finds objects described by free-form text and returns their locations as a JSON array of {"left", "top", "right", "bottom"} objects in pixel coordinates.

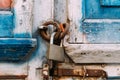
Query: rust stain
[
  {"left": 0, "top": 75, "right": 27, "bottom": 79},
  {"left": 53, "top": 68, "right": 107, "bottom": 78}
]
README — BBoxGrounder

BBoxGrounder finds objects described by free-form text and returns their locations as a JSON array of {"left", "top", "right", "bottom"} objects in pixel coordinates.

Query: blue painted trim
[
  {"left": 81, "top": 20, "right": 120, "bottom": 43},
  {"left": 101, "top": 0, "right": 120, "bottom": 6},
  {"left": 85, "top": 0, "right": 120, "bottom": 19},
  {"left": 0, "top": 12, "right": 14, "bottom": 37},
  {"left": 14, "top": 33, "right": 31, "bottom": 38},
  {"left": 0, "top": 38, "right": 37, "bottom": 61}
]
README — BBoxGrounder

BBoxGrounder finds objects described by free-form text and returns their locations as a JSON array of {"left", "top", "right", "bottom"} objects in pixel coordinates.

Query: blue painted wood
[
  {"left": 80, "top": 0, "right": 120, "bottom": 43},
  {"left": 0, "top": 38, "right": 36, "bottom": 61},
  {"left": 85, "top": 0, "right": 120, "bottom": 19},
  {"left": 101, "top": 0, "right": 120, "bottom": 6},
  {"left": 14, "top": 33, "right": 31, "bottom": 38},
  {"left": 82, "top": 21, "right": 120, "bottom": 43},
  {"left": 0, "top": 12, "right": 14, "bottom": 37}
]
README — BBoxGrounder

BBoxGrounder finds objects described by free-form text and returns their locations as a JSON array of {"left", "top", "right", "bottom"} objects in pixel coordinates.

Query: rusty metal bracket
[
  {"left": 85, "top": 69, "right": 107, "bottom": 78},
  {"left": 53, "top": 68, "right": 107, "bottom": 78},
  {"left": 42, "top": 64, "right": 49, "bottom": 80}
]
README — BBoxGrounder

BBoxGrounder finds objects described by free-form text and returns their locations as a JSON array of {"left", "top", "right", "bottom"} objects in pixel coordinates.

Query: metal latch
[{"left": 53, "top": 68, "right": 107, "bottom": 78}]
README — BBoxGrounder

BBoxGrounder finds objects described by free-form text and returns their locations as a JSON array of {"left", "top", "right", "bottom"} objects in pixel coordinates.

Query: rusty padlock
[{"left": 47, "top": 32, "right": 64, "bottom": 62}]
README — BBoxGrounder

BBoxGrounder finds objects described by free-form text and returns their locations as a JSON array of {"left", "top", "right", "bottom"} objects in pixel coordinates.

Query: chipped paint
[
  {"left": 85, "top": 0, "right": 120, "bottom": 19},
  {"left": 78, "top": 0, "right": 120, "bottom": 43},
  {"left": 1, "top": 0, "right": 120, "bottom": 80},
  {"left": 68, "top": 0, "right": 83, "bottom": 43},
  {"left": 101, "top": 0, "right": 120, "bottom": 6},
  {"left": 14, "top": 0, "right": 33, "bottom": 38},
  {"left": 81, "top": 19, "right": 120, "bottom": 43},
  {"left": 0, "top": 11, "right": 13, "bottom": 37}
]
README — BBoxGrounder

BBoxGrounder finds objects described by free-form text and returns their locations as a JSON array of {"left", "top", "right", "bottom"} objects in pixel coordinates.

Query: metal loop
[
  {"left": 59, "top": 23, "right": 69, "bottom": 39},
  {"left": 39, "top": 21, "right": 69, "bottom": 42},
  {"left": 39, "top": 21, "right": 60, "bottom": 41}
]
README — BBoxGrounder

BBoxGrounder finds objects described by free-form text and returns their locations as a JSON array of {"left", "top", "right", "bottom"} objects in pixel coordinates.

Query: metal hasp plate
[
  {"left": 0, "top": 38, "right": 36, "bottom": 61},
  {"left": 0, "top": 75, "right": 27, "bottom": 79},
  {"left": 101, "top": 0, "right": 120, "bottom": 6},
  {"left": 53, "top": 68, "right": 107, "bottom": 78}
]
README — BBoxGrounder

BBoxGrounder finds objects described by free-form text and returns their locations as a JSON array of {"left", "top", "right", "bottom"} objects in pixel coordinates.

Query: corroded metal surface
[
  {"left": 0, "top": 75, "right": 27, "bottom": 79},
  {"left": 53, "top": 68, "right": 107, "bottom": 78}
]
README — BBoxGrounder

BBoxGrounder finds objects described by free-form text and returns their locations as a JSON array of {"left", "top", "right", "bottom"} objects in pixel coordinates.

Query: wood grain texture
[
  {"left": 54, "top": 0, "right": 67, "bottom": 23},
  {"left": 14, "top": 0, "right": 33, "bottom": 38},
  {"left": 68, "top": 0, "right": 83, "bottom": 43}
]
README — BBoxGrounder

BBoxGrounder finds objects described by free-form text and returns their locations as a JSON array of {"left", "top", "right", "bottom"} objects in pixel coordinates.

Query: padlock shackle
[
  {"left": 50, "top": 32, "right": 56, "bottom": 44},
  {"left": 39, "top": 21, "right": 60, "bottom": 41}
]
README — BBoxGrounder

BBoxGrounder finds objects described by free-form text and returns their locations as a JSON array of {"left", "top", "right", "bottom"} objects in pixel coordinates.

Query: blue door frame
[{"left": 81, "top": 0, "right": 120, "bottom": 43}]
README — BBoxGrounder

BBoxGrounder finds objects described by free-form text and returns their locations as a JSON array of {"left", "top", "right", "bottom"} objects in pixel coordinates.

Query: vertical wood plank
[
  {"left": 33, "top": 0, "right": 54, "bottom": 33},
  {"left": 14, "top": 0, "right": 33, "bottom": 37},
  {"left": 54, "top": 0, "right": 67, "bottom": 23},
  {"left": 28, "top": 0, "right": 54, "bottom": 80},
  {"left": 68, "top": 0, "right": 83, "bottom": 43}
]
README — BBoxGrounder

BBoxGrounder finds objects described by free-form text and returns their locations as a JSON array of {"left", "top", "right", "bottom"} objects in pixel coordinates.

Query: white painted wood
[
  {"left": 28, "top": 0, "right": 54, "bottom": 80},
  {"left": 0, "top": 63, "right": 28, "bottom": 76},
  {"left": 14, "top": 0, "right": 33, "bottom": 36},
  {"left": 54, "top": 0, "right": 67, "bottom": 23},
  {"left": 68, "top": 0, "right": 83, "bottom": 43},
  {"left": 63, "top": 35, "right": 120, "bottom": 63},
  {"left": 33, "top": 0, "right": 54, "bottom": 33}
]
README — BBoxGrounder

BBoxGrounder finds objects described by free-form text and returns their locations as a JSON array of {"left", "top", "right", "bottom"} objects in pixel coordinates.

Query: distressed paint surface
[
  {"left": 0, "top": 38, "right": 36, "bottom": 61},
  {"left": 53, "top": 0, "right": 120, "bottom": 79},
  {"left": 1, "top": 0, "right": 120, "bottom": 80},
  {"left": 0, "top": 63, "right": 28, "bottom": 76},
  {"left": 68, "top": 0, "right": 83, "bottom": 43},
  {"left": 0, "top": 0, "right": 37, "bottom": 61},
  {"left": 33, "top": 0, "right": 53, "bottom": 33},
  {"left": 85, "top": 0, "right": 120, "bottom": 19},
  {"left": 54, "top": 0, "right": 67, "bottom": 23},
  {"left": 14, "top": 0, "right": 33, "bottom": 38},
  {"left": 82, "top": 19, "right": 120, "bottom": 43},
  {"left": 0, "top": 0, "right": 37, "bottom": 79},
  {"left": 63, "top": 35, "right": 120, "bottom": 63},
  {"left": 101, "top": 0, "right": 120, "bottom": 6},
  {"left": 66, "top": 44, "right": 120, "bottom": 63},
  {"left": 28, "top": 0, "right": 54, "bottom": 80},
  {"left": 0, "top": 11, "right": 13, "bottom": 37}
]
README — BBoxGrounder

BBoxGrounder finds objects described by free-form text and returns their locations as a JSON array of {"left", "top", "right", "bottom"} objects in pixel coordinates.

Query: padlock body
[{"left": 47, "top": 44, "right": 64, "bottom": 62}]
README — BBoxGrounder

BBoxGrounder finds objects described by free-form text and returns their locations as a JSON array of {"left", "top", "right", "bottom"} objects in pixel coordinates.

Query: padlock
[{"left": 47, "top": 32, "right": 64, "bottom": 62}]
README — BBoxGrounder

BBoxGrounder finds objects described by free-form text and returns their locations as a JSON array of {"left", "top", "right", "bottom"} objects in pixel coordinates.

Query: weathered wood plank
[
  {"left": 14, "top": 0, "right": 33, "bottom": 38},
  {"left": 33, "top": 0, "right": 54, "bottom": 33},
  {"left": 63, "top": 35, "right": 120, "bottom": 63},
  {"left": 54, "top": 0, "right": 67, "bottom": 23},
  {"left": 28, "top": 0, "right": 54, "bottom": 80},
  {"left": 0, "top": 63, "right": 28, "bottom": 76},
  {"left": 68, "top": 0, "right": 83, "bottom": 43},
  {"left": 82, "top": 19, "right": 120, "bottom": 43},
  {"left": 0, "top": 11, "right": 13, "bottom": 37}
]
